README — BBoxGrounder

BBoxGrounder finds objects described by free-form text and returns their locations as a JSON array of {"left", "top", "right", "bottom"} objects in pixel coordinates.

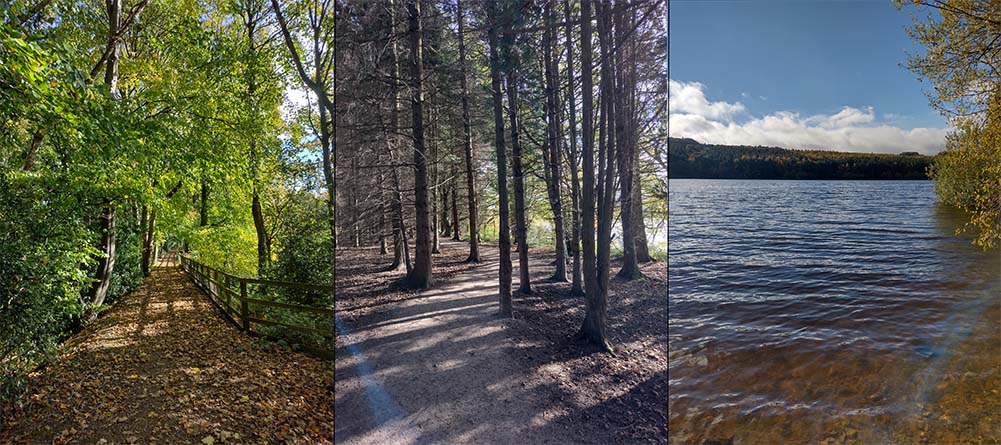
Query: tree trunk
[
  {"left": 629, "top": 11, "right": 653, "bottom": 264},
  {"left": 104, "top": 0, "right": 120, "bottom": 91},
  {"left": 406, "top": 0, "right": 433, "bottom": 289},
  {"left": 564, "top": 0, "right": 584, "bottom": 296},
  {"left": 321, "top": 101, "right": 336, "bottom": 254},
  {"left": 21, "top": 131, "right": 42, "bottom": 171},
  {"left": 379, "top": 168, "right": 389, "bottom": 254},
  {"left": 88, "top": 201, "right": 117, "bottom": 309},
  {"left": 389, "top": 159, "right": 411, "bottom": 272},
  {"left": 252, "top": 181, "right": 268, "bottom": 277},
  {"left": 598, "top": 1, "right": 618, "bottom": 345},
  {"left": 243, "top": 7, "right": 270, "bottom": 278},
  {"left": 456, "top": 0, "right": 480, "bottom": 262},
  {"left": 441, "top": 183, "right": 452, "bottom": 238},
  {"left": 268, "top": 0, "right": 336, "bottom": 261},
  {"left": 351, "top": 157, "right": 361, "bottom": 248},
  {"left": 632, "top": 176, "right": 653, "bottom": 262},
  {"left": 488, "top": 10, "right": 512, "bottom": 317},
  {"left": 430, "top": 87, "right": 441, "bottom": 255},
  {"left": 506, "top": 63, "right": 532, "bottom": 295},
  {"left": 451, "top": 182, "right": 461, "bottom": 240},
  {"left": 87, "top": 0, "right": 122, "bottom": 316},
  {"left": 141, "top": 205, "right": 156, "bottom": 277},
  {"left": 387, "top": 0, "right": 409, "bottom": 273},
  {"left": 615, "top": 6, "right": 640, "bottom": 280},
  {"left": 578, "top": 0, "right": 612, "bottom": 352},
  {"left": 544, "top": 0, "right": 567, "bottom": 282}
]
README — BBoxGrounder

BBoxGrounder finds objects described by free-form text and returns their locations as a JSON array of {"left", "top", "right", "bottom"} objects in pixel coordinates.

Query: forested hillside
[{"left": 668, "top": 138, "right": 934, "bottom": 180}]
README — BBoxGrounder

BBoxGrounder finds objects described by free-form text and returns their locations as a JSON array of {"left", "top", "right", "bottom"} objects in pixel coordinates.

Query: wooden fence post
[{"left": 240, "top": 279, "right": 250, "bottom": 332}]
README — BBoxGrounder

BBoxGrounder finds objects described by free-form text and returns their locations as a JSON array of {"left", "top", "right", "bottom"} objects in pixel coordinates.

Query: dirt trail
[
  {"left": 334, "top": 242, "right": 590, "bottom": 445},
  {"left": 3, "top": 260, "right": 333, "bottom": 444}
]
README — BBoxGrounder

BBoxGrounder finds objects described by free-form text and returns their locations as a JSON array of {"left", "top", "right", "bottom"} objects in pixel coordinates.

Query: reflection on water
[{"left": 668, "top": 180, "right": 1000, "bottom": 444}]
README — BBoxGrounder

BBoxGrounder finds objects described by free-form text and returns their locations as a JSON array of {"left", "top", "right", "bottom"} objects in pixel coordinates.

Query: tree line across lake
[{"left": 668, "top": 138, "right": 934, "bottom": 180}]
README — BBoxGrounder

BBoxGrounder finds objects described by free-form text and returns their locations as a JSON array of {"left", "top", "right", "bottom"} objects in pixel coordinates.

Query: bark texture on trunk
[
  {"left": 457, "top": 0, "right": 480, "bottom": 262},
  {"left": 21, "top": 131, "right": 43, "bottom": 171},
  {"left": 252, "top": 183, "right": 268, "bottom": 277},
  {"left": 543, "top": 0, "right": 567, "bottom": 282},
  {"left": 615, "top": 7, "right": 640, "bottom": 280},
  {"left": 506, "top": 64, "right": 532, "bottom": 295},
  {"left": 387, "top": 0, "right": 410, "bottom": 273},
  {"left": 406, "top": 0, "right": 433, "bottom": 289},
  {"left": 578, "top": 0, "right": 612, "bottom": 352},
  {"left": 451, "top": 183, "right": 461, "bottom": 241},
  {"left": 379, "top": 168, "right": 389, "bottom": 254},
  {"left": 564, "top": 0, "right": 584, "bottom": 296},
  {"left": 87, "top": 0, "right": 123, "bottom": 315},
  {"left": 141, "top": 205, "right": 156, "bottom": 277},
  {"left": 430, "top": 91, "right": 441, "bottom": 255},
  {"left": 488, "top": 11, "right": 512, "bottom": 316},
  {"left": 88, "top": 201, "right": 117, "bottom": 309}
]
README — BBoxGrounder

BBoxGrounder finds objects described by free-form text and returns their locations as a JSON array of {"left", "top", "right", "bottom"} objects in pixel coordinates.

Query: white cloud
[
  {"left": 669, "top": 80, "right": 949, "bottom": 155},
  {"left": 808, "top": 106, "right": 874, "bottom": 129},
  {"left": 669, "top": 80, "right": 746, "bottom": 119}
]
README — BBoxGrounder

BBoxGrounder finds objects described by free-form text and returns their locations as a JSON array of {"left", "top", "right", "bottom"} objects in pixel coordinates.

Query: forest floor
[
  {"left": 334, "top": 240, "right": 666, "bottom": 444},
  {"left": 1, "top": 260, "right": 334, "bottom": 444}
]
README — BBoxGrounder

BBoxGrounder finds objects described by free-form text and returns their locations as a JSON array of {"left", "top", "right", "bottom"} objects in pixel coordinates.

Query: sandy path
[
  {"left": 3, "top": 259, "right": 333, "bottom": 444},
  {"left": 334, "top": 242, "right": 578, "bottom": 444}
]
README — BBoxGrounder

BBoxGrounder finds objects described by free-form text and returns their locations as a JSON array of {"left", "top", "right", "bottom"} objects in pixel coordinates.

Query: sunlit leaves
[{"left": 901, "top": 0, "right": 1001, "bottom": 248}]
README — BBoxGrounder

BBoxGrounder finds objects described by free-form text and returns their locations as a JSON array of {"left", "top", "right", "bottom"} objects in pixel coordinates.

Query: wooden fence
[{"left": 178, "top": 254, "right": 333, "bottom": 352}]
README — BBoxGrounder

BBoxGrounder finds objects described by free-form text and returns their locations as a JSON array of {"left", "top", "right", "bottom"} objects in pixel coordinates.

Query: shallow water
[{"left": 668, "top": 179, "right": 1000, "bottom": 444}]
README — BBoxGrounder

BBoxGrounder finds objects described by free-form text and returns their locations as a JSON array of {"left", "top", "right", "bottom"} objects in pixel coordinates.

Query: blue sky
[{"left": 669, "top": 0, "right": 949, "bottom": 154}]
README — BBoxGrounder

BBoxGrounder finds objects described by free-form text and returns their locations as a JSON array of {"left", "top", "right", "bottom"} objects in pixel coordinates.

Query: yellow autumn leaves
[{"left": 903, "top": 0, "right": 1001, "bottom": 248}]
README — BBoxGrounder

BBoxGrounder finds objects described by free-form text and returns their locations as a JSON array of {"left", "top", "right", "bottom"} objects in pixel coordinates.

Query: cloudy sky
[{"left": 670, "top": 1, "right": 949, "bottom": 155}]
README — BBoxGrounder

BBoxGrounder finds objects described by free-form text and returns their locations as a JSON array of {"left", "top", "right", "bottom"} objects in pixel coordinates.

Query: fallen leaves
[{"left": 2, "top": 266, "right": 333, "bottom": 444}]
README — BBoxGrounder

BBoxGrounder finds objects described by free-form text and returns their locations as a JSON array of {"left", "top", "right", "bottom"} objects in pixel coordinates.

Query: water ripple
[{"left": 668, "top": 179, "right": 1001, "bottom": 438}]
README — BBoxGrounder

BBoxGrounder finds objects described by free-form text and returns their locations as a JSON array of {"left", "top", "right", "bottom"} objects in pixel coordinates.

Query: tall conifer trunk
[
  {"left": 406, "top": 0, "right": 433, "bottom": 289},
  {"left": 456, "top": 0, "right": 480, "bottom": 262},
  {"left": 487, "top": 8, "right": 512, "bottom": 316}
]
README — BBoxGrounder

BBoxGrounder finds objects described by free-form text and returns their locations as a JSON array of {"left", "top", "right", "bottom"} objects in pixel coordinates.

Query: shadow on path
[{"left": 334, "top": 241, "right": 596, "bottom": 445}]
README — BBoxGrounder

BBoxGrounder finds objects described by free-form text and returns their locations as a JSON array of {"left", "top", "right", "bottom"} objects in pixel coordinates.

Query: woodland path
[
  {"left": 334, "top": 242, "right": 595, "bottom": 445},
  {"left": 3, "top": 259, "right": 333, "bottom": 445}
]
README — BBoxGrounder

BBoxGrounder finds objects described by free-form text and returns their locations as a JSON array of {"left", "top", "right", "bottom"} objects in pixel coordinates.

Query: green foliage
[
  {"left": 668, "top": 138, "right": 934, "bottom": 180},
  {"left": 265, "top": 199, "right": 333, "bottom": 297},
  {"left": 928, "top": 92, "right": 1001, "bottom": 248},
  {"left": 0, "top": 0, "right": 321, "bottom": 416},
  {"left": 108, "top": 211, "right": 145, "bottom": 302},
  {"left": 900, "top": 0, "right": 1000, "bottom": 248},
  {"left": 188, "top": 224, "right": 259, "bottom": 278},
  {"left": 0, "top": 172, "right": 95, "bottom": 417}
]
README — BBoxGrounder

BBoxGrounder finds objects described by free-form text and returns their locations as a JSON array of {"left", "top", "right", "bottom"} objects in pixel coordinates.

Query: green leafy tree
[{"left": 900, "top": 0, "right": 1000, "bottom": 248}]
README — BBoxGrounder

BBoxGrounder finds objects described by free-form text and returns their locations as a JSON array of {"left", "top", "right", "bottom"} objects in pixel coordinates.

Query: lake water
[{"left": 668, "top": 180, "right": 1001, "bottom": 443}]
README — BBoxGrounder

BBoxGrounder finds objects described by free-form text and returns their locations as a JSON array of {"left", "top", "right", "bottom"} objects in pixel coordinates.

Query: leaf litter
[{"left": 1, "top": 265, "right": 333, "bottom": 444}]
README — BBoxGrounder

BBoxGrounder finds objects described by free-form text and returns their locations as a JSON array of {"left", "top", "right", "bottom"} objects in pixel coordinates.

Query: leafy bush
[
  {"left": 0, "top": 173, "right": 95, "bottom": 416},
  {"left": 108, "top": 210, "right": 145, "bottom": 303}
]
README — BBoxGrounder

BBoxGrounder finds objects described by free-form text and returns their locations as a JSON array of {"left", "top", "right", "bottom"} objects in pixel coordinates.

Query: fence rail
[{"left": 178, "top": 254, "right": 333, "bottom": 351}]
